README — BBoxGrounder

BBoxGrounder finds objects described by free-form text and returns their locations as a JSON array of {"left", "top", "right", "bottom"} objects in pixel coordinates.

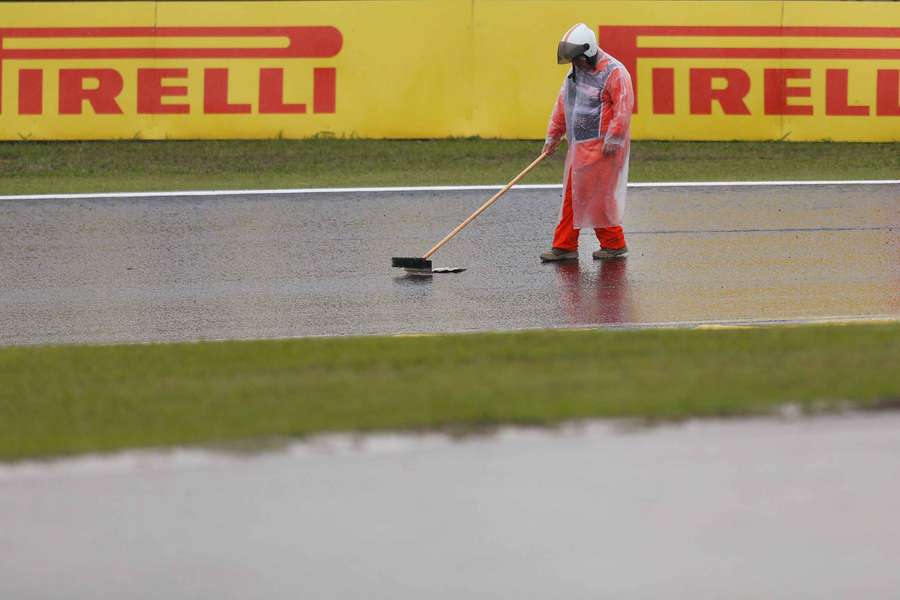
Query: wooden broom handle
[{"left": 423, "top": 152, "right": 549, "bottom": 259}]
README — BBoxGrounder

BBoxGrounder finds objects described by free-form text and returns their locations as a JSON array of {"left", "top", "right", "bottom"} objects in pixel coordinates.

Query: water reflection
[
  {"left": 392, "top": 273, "right": 435, "bottom": 285},
  {"left": 553, "top": 258, "right": 632, "bottom": 325}
]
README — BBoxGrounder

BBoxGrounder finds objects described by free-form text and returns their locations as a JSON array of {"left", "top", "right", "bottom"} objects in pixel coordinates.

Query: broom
[{"left": 392, "top": 152, "right": 549, "bottom": 274}]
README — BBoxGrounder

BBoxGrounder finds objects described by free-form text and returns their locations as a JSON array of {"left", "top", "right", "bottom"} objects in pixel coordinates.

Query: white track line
[
  {"left": 381, "top": 314, "right": 899, "bottom": 339},
  {"left": 1, "top": 180, "right": 897, "bottom": 201},
  {"left": 11, "top": 315, "right": 893, "bottom": 349},
  {"left": 218, "top": 314, "right": 898, "bottom": 343}
]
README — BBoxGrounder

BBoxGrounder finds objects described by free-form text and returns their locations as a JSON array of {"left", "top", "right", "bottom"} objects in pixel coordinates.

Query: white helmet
[{"left": 557, "top": 23, "right": 598, "bottom": 64}]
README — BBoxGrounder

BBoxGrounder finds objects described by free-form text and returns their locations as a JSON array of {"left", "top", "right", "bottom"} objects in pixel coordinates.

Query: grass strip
[
  {"left": 2, "top": 139, "right": 898, "bottom": 195},
  {"left": 2, "top": 322, "right": 898, "bottom": 461}
]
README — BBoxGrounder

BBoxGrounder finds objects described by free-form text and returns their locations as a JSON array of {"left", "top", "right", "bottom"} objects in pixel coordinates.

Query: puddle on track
[{"left": 3, "top": 412, "right": 900, "bottom": 599}]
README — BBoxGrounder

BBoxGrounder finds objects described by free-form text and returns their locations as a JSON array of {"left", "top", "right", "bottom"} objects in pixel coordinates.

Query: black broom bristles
[{"left": 392, "top": 257, "right": 432, "bottom": 270}]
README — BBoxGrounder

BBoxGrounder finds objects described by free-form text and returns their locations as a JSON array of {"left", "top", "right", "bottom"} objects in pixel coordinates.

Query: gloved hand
[
  {"left": 602, "top": 140, "right": 621, "bottom": 156},
  {"left": 542, "top": 137, "right": 562, "bottom": 156}
]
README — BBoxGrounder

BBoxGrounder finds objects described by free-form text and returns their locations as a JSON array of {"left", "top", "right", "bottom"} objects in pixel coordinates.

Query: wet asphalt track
[{"left": 1, "top": 183, "right": 897, "bottom": 345}]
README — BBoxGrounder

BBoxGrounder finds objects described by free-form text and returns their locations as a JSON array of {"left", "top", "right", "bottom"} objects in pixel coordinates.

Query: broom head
[{"left": 392, "top": 257, "right": 433, "bottom": 273}]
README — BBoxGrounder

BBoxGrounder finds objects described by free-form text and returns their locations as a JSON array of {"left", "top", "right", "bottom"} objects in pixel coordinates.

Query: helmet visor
[{"left": 557, "top": 41, "right": 589, "bottom": 64}]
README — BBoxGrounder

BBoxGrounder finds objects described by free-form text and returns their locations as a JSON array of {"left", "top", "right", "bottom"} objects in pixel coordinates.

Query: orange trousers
[{"left": 552, "top": 170, "right": 626, "bottom": 251}]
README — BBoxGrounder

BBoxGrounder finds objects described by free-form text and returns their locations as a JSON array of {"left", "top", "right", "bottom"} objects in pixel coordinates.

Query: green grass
[
  {"left": 2, "top": 323, "right": 898, "bottom": 461},
  {"left": 1, "top": 139, "right": 897, "bottom": 195}
]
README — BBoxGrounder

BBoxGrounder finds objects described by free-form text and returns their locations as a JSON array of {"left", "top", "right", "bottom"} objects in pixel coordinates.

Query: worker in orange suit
[{"left": 540, "top": 23, "right": 634, "bottom": 262}]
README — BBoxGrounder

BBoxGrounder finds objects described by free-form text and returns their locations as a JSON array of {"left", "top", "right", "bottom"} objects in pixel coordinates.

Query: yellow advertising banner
[
  {"left": 0, "top": 1, "right": 898, "bottom": 141},
  {"left": 482, "top": 0, "right": 900, "bottom": 141}
]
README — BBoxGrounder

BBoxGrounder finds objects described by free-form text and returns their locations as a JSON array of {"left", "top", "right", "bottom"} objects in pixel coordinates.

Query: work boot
[
  {"left": 540, "top": 247, "right": 578, "bottom": 262},
  {"left": 592, "top": 246, "right": 628, "bottom": 259}
]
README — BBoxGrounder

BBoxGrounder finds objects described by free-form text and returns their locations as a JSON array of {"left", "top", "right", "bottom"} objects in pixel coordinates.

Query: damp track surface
[{"left": 0, "top": 183, "right": 897, "bottom": 345}]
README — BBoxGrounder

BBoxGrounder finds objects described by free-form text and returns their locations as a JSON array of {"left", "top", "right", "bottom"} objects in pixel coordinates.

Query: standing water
[{"left": 2, "top": 412, "right": 900, "bottom": 599}]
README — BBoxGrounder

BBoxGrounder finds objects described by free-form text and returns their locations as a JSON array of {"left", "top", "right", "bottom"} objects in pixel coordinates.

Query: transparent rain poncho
[{"left": 546, "top": 52, "right": 634, "bottom": 229}]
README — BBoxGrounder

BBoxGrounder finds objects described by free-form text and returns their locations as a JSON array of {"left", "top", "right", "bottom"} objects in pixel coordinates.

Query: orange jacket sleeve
[
  {"left": 604, "top": 67, "right": 634, "bottom": 145},
  {"left": 546, "top": 83, "right": 567, "bottom": 142}
]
